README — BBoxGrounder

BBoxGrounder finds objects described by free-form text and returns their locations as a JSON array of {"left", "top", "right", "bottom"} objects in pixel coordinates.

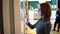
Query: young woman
[{"left": 25, "top": 3, "right": 51, "bottom": 34}]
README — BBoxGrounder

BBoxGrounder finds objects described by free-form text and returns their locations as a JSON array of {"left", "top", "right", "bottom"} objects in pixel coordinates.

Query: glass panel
[
  {"left": 25, "top": 0, "right": 41, "bottom": 34},
  {"left": 20, "top": 0, "right": 26, "bottom": 34},
  {"left": 25, "top": 0, "right": 57, "bottom": 34}
]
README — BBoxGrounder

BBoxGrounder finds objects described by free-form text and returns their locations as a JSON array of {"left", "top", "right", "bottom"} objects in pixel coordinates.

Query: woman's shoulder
[
  {"left": 44, "top": 20, "right": 51, "bottom": 24},
  {"left": 44, "top": 21, "right": 51, "bottom": 26}
]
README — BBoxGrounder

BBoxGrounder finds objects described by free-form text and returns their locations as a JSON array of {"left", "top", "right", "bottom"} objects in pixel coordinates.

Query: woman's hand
[{"left": 24, "top": 15, "right": 29, "bottom": 23}]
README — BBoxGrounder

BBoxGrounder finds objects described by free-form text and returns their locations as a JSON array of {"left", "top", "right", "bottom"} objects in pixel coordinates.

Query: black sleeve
[
  {"left": 26, "top": 18, "right": 42, "bottom": 29},
  {"left": 26, "top": 22, "right": 35, "bottom": 29}
]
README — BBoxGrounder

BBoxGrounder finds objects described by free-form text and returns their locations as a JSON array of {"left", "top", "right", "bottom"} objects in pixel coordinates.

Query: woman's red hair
[{"left": 40, "top": 3, "right": 51, "bottom": 21}]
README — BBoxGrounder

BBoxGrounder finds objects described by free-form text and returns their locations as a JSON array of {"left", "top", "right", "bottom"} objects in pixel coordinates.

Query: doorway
[{"left": 0, "top": 0, "right": 4, "bottom": 34}]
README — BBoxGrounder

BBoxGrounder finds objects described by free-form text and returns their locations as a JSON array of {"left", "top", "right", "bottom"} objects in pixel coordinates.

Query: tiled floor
[
  {"left": 26, "top": 19, "right": 60, "bottom": 34},
  {"left": 50, "top": 25, "right": 60, "bottom": 34}
]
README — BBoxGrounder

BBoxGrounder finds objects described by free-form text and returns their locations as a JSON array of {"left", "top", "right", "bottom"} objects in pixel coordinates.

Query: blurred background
[{"left": 20, "top": 0, "right": 59, "bottom": 34}]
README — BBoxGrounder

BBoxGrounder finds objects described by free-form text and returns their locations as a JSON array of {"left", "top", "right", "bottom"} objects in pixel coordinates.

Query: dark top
[
  {"left": 56, "top": 11, "right": 60, "bottom": 21},
  {"left": 26, "top": 19, "right": 51, "bottom": 34}
]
